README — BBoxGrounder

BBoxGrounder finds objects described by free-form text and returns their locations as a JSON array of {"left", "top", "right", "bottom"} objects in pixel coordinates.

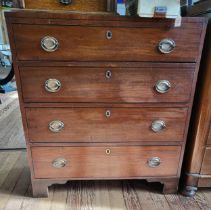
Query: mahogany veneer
[
  {"left": 32, "top": 146, "right": 181, "bottom": 178},
  {"left": 26, "top": 107, "right": 188, "bottom": 143},
  {"left": 5, "top": 10, "right": 207, "bottom": 197},
  {"left": 20, "top": 65, "right": 194, "bottom": 103},
  {"left": 23, "top": 0, "right": 108, "bottom": 12},
  {"left": 13, "top": 23, "right": 202, "bottom": 62}
]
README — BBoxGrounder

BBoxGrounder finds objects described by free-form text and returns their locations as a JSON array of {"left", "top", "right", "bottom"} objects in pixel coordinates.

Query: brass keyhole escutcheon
[
  {"left": 106, "top": 149, "right": 111, "bottom": 155},
  {"left": 106, "top": 30, "right": 112, "bottom": 40},
  {"left": 105, "top": 110, "right": 111, "bottom": 118},
  {"left": 105, "top": 70, "right": 112, "bottom": 79}
]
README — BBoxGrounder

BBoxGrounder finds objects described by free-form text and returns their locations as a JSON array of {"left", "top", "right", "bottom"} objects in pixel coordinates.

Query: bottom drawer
[{"left": 31, "top": 146, "right": 181, "bottom": 179}]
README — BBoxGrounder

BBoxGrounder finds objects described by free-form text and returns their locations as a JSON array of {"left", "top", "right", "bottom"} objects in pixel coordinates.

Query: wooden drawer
[
  {"left": 13, "top": 23, "right": 202, "bottom": 62},
  {"left": 26, "top": 107, "right": 188, "bottom": 143},
  {"left": 31, "top": 146, "right": 181, "bottom": 178},
  {"left": 24, "top": 0, "right": 107, "bottom": 12},
  {"left": 201, "top": 147, "right": 211, "bottom": 175},
  {"left": 20, "top": 65, "right": 194, "bottom": 103}
]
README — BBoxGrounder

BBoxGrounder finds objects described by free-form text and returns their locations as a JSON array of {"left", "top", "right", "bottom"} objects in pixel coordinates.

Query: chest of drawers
[{"left": 5, "top": 10, "right": 207, "bottom": 197}]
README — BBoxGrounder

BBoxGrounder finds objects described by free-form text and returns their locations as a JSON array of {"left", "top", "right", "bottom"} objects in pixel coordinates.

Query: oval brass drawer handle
[
  {"left": 158, "top": 38, "right": 176, "bottom": 54},
  {"left": 49, "top": 120, "right": 64, "bottom": 133},
  {"left": 52, "top": 158, "right": 67, "bottom": 168},
  {"left": 151, "top": 120, "right": 166, "bottom": 132},
  {"left": 59, "top": 0, "right": 72, "bottom": 5},
  {"left": 45, "top": 79, "right": 61, "bottom": 93},
  {"left": 41, "top": 36, "right": 59, "bottom": 52},
  {"left": 147, "top": 157, "right": 161, "bottom": 168},
  {"left": 155, "top": 80, "right": 171, "bottom": 94}
]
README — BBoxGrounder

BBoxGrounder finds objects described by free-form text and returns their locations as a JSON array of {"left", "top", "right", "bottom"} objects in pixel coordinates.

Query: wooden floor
[
  {"left": 0, "top": 92, "right": 26, "bottom": 149},
  {"left": 0, "top": 151, "right": 211, "bottom": 210}
]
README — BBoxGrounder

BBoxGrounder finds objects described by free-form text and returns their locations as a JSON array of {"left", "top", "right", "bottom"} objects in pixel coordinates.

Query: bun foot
[{"left": 181, "top": 186, "right": 198, "bottom": 197}]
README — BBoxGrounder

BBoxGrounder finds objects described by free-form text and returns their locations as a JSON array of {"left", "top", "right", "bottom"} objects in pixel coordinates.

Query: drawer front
[
  {"left": 13, "top": 24, "right": 201, "bottom": 62},
  {"left": 201, "top": 147, "right": 211, "bottom": 175},
  {"left": 26, "top": 107, "right": 188, "bottom": 143},
  {"left": 24, "top": 0, "right": 107, "bottom": 12},
  {"left": 20, "top": 66, "right": 194, "bottom": 103},
  {"left": 31, "top": 146, "right": 181, "bottom": 178}
]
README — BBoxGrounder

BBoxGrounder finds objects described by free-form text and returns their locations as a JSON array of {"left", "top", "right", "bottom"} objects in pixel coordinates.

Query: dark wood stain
[{"left": 5, "top": 10, "right": 207, "bottom": 197}]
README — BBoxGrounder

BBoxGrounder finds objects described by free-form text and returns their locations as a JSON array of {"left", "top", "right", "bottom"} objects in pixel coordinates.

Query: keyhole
[
  {"left": 105, "top": 110, "right": 111, "bottom": 118},
  {"left": 106, "top": 31, "right": 112, "bottom": 40},
  {"left": 105, "top": 70, "right": 112, "bottom": 79},
  {"left": 106, "top": 149, "right": 111, "bottom": 155}
]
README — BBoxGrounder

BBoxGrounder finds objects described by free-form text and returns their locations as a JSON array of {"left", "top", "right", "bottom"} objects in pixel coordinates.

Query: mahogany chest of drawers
[{"left": 5, "top": 10, "right": 206, "bottom": 197}]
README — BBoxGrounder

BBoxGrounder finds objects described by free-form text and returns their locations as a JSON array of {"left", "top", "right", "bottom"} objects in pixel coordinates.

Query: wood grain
[
  {"left": 2, "top": 151, "right": 211, "bottom": 209},
  {"left": 181, "top": 18, "right": 211, "bottom": 192},
  {"left": 23, "top": 0, "right": 108, "bottom": 12},
  {"left": 201, "top": 147, "right": 211, "bottom": 175},
  {"left": 20, "top": 66, "right": 195, "bottom": 103},
  {"left": 26, "top": 107, "right": 188, "bottom": 143},
  {"left": 0, "top": 92, "right": 26, "bottom": 149},
  {"left": 0, "top": 152, "right": 27, "bottom": 209},
  {"left": 206, "top": 125, "right": 211, "bottom": 145},
  {"left": 31, "top": 146, "right": 181, "bottom": 179},
  {"left": 12, "top": 23, "right": 202, "bottom": 62},
  {"left": 4, "top": 10, "right": 207, "bottom": 197}
]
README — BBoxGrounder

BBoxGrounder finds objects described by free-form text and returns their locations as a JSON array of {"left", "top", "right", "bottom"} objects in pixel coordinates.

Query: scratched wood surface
[{"left": 0, "top": 150, "right": 211, "bottom": 210}]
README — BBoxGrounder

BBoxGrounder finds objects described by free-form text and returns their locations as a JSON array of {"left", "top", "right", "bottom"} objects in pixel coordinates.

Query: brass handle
[
  {"left": 105, "top": 70, "right": 112, "bottom": 79},
  {"left": 59, "top": 0, "right": 72, "bottom": 5},
  {"left": 52, "top": 158, "right": 67, "bottom": 168},
  {"left": 155, "top": 80, "right": 171, "bottom": 94},
  {"left": 49, "top": 120, "right": 64, "bottom": 133},
  {"left": 106, "top": 30, "right": 112, "bottom": 40},
  {"left": 147, "top": 157, "right": 161, "bottom": 168},
  {"left": 151, "top": 120, "right": 166, "bottom": 133},
  {"left": 158, "top": 39, "right": 176, "bottom": 54},
  {"left": 41, "top": 36, "right": 59, "bottom": 52},
  {"left": 45, "top": 79, "right": 61, "bottom": 93}
]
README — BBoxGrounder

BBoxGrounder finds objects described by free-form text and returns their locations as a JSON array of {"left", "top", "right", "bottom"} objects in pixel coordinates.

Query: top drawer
[{"left": 12, "top": 23, "right": 202, "bottom": 62}]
